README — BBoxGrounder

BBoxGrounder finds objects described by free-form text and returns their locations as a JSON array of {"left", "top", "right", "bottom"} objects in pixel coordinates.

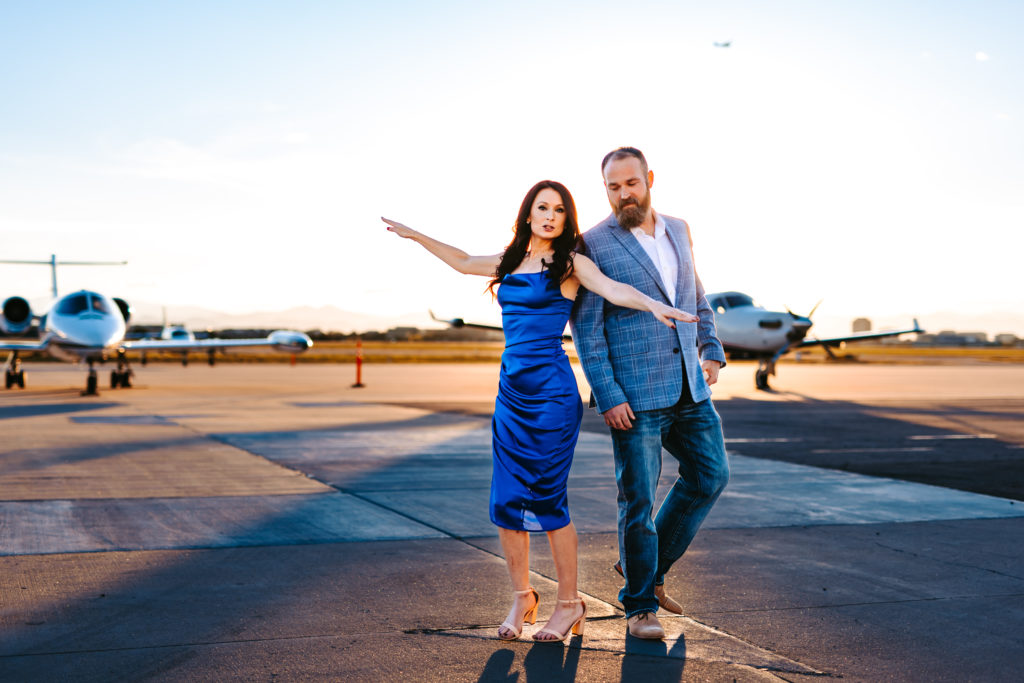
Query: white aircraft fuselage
[{"left": 42, "top": 290, "right": 128, "bottom": 363}]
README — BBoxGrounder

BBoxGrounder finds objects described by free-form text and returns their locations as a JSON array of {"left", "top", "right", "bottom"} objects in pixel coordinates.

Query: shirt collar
[{"left": 629, "top": 211, "right": 666, "bottom": 240}]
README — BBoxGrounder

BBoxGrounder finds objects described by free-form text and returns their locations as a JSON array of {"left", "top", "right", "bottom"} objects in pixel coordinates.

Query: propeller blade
[{"left": 807, "top": 299, "right": 823, "bottom": 319}]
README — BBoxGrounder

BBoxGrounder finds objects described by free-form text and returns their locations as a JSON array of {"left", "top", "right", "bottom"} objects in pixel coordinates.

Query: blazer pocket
[{"left": 609, "top": 338, "right": 650, "bottom": 359}]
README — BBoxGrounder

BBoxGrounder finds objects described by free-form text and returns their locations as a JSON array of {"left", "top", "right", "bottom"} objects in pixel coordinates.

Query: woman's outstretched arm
[
  {"left": 382, "top": 217, "right": 501, "bottom": 277},
  {"left": 571, "top": 254, "right": 698, "bottom": 328}
]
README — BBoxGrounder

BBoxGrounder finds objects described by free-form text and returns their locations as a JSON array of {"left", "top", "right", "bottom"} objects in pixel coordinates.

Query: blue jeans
[{"left": 610, "top": 398, "right": 729, "bottom": 617}]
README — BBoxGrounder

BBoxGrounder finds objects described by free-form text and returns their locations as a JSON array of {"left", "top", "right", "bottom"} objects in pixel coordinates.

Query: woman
[{"left": 382, "top": 180, "right": 695, "bottom": 643}]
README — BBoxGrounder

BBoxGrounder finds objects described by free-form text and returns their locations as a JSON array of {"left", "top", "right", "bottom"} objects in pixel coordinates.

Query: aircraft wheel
[
  {"left": 111, "top": 370, "right": 121, "bottom": 389},
  {"left": 5, "top": 372, "right": 13, "bottom": 389},
  {"left": 121, "top": 371, "right": 133, "bottom": 388},
  {"left": 86, "top": 374, "right": 98, "bottom": 395},
  {"left": 16, "top": 370, "right": 25, "bottom": 389},
  {"left": 755, "top": 370, "right": 770, "bottom": 391},
  {"left": 182, "top": 355, "right": 189, "bottom": 367}
]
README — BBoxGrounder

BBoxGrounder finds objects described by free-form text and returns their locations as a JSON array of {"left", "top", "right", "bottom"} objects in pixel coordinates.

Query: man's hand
[
  {"left": 702, "top": 360, "right": 722, "bottom": 386},
  {"left": 603, "top": 401, "right": 635, "bottom": 430}
]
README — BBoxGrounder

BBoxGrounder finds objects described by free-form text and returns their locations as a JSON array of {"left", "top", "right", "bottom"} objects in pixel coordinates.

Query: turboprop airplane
[
  {"left": 1, "top": 256, "right": 313, "bottom": 395},
  {"left": 706, "top": 292, "right": 922, "bottom": 389},
  {"left": 430, "top": 292, "right": 922, "bottom": 391}
]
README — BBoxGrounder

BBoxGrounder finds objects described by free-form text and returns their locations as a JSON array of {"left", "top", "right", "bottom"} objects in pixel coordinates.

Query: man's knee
[{"left": 708, "top": 460, "right": 729, "bottom": 496}]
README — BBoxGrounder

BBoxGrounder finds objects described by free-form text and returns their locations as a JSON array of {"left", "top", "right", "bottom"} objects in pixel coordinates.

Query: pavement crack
[{"left": 873, "top": 541, "right": 1024, "bottom": 581}]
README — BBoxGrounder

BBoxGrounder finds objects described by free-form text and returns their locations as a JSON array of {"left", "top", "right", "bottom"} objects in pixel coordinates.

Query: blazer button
[{"left": 673, "top": 348, "right": 680, "bottom": 354}]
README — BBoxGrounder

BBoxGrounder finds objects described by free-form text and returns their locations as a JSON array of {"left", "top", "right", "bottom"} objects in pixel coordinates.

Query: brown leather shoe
[
  {"left": 627, "top": 612, "right": 665, "bottom": 639},
  {"left": 614, "top": 561, "right": 683, "bottom": 615},
  {"left": 654, "top": 583, "right": 683, "bottom": 614}
]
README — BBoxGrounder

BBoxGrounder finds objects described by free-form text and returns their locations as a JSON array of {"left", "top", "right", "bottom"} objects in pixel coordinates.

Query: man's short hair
[{"left": 601, "top": 146, "right": 649, "bottom": 176}]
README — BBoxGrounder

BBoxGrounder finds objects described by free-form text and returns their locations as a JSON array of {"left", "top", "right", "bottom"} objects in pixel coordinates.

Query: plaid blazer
[{"left": 569, "top": 213, "right": 726, "bottom": 413}]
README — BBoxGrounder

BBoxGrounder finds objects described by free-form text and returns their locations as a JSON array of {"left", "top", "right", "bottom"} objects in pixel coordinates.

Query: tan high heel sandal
[
  {"left": 497, "top": 587, "right": 540, "bottom": 641},
  {"left": 532, "top": 596, "right": 587, "bottom": 642}
]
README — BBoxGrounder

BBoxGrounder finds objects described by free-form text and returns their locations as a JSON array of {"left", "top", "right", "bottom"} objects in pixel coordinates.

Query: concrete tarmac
[{"left": 2, "top": 361, "right": 1023, "bottom": 681}]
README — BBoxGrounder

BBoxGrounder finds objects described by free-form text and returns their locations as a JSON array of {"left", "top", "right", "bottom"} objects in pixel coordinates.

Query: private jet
[
  {"left": 1, "top": 256, "right": 312, "bottom": 394},
  {"left": 430, "top": 292, "right": 922, "bottom": 391}
]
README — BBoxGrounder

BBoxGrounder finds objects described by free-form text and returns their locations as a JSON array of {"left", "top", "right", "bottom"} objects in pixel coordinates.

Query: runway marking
[
  {"left": 725, "top": 437, "right": 802, "bottom": 444},
  {"left": 811, "top": 447, "right": 935, "bottom": 454},
  {"left": 69, "top": 415, "right": 173, "bottom": 425},
  {"left": 908, "top": 434, "right": 997, "bottom": 440}
]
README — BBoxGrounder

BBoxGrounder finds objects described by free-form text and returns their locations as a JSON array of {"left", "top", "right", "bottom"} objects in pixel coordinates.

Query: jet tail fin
[{"left": 0, "top": 255, "right": 127, "bottom": 297}]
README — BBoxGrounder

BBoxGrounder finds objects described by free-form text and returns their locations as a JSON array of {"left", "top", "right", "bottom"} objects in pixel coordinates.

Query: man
[{"left": 570, "top": 147, "right": 729, "bottom": 639}]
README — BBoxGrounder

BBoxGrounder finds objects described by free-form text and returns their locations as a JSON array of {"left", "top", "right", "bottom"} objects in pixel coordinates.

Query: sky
[{"left": 1, "top": 0, "right": 1021, "bottom": 335}]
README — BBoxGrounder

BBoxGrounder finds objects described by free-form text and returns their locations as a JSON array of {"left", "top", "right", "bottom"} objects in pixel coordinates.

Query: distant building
[
  {"left": 385, "top": 326, "right": 422, "bottom": 341},
  {"left": 920, "top": 330, "right": 989, "bottom": 346},
  {"left": 852, "top": 318, "right": 872, "bottom": 333},
  {"left": 995, "top": 333, "right": 1019, "bottom": 346}
]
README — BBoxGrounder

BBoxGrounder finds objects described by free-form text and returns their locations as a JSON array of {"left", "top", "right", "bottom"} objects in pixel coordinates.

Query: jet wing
[
  {"left": 429, "top": 311, "right": 573, "bottom": 341},
  {"left": 0, "top": 337, "right": 51, "bottom": 352},
  {"left": 795, "top": 320, "right": 923, "bottom": 348},
  {"left": 122, "top": 331, "right": 313, "bottom": 353}
]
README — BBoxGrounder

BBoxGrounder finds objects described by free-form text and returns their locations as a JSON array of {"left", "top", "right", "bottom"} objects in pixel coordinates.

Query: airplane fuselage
[
  {"left": 707, "top": 291, "right": 811, "bottom": 357},
  {"left": 43, "top": 290, "right": 127, "bottom": 363}
]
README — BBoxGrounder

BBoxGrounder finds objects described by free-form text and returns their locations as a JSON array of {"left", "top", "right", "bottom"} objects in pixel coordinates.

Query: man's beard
[{"left": 612, "top": 190, "right": 651, "bottom": 229}]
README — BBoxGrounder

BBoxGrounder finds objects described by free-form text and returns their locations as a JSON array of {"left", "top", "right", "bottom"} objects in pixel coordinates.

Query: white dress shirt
[{"left": 630, "top": 212, "right": 678, "bottom": 304}]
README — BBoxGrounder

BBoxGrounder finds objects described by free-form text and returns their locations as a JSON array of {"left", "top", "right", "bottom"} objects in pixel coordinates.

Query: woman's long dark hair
[{"left": 487, "top": 180, "right": 586, "bottom": 295}]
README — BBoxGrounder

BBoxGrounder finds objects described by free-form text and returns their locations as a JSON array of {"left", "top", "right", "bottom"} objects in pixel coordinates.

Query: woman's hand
[
  {"left": 650, "top": 301, "right": 698, "bottom": 329},
  {"left": 381, "top": 217, "right": 418, "bottom": 239}
]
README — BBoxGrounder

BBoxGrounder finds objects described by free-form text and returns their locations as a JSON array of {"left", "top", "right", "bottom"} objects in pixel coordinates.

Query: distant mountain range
[
  {"left": 123, "top": 302, "right": 1024, "bottom": 339},
  {"left": 127, "top": 302, "right": 441, "bottom": 333}
]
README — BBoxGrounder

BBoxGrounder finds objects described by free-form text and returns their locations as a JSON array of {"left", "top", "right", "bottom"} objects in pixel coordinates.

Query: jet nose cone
[{"left": 79, "top": 328, "right": 119, "bottom": 348}]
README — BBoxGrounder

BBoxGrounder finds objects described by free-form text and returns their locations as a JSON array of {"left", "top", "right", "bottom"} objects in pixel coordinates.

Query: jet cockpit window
[
  {"left": 56, "top": 294, "right": 89, "bottom": 315},
  {"left": 90, "top": 295, "right": 112, "bottom": 314},
  {"left": 725, "top": 294, "right": 755, "bottom": 308}
]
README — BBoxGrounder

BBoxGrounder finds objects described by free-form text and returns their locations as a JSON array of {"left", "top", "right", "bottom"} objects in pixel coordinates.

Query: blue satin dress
[{"left": 490, "top": 270, "right": 584, "bottom": 531}]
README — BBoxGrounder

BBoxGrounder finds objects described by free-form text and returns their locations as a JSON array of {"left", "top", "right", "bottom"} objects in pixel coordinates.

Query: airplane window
[
  {"left": 56, "top": 294, "right": 89, "bottom": 315},
  {"left": 90, "top": 295, "right": 112, "bottom": 314},
  {"left": 725, "top": 294, "right": 755, "bottom": 308},
  {"left": 759, "top": 320, "right": 783, "bottom": 329}
]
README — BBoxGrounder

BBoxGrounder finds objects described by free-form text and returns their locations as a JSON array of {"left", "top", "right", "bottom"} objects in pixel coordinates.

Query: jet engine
[
  {"left": 268, "top": 330, "right": 313, "bottom": 353},
  {"left": 1, "top": 296, "right": 33, "bottom": 334}
]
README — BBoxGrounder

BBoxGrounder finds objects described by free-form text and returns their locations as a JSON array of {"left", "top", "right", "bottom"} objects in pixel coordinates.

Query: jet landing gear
[
  {"left": 83, "top": 360, "right": 99, "bottom": 396},
  {"left": 4, "top": 352, "right": 25, "bottom": 389},
  {"left": 110, "top": 350, "right": 134, "bottom": 389},
  {"left": 756, "top": 346, "right": 789, "bottom": 391},
  {"left": 755, "top": 366, "right": 770, "bottom": 391}
]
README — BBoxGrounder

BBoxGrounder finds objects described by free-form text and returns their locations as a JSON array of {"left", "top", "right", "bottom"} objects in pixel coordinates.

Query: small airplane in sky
[
  {"left": 713, "top": 41, "right": 732, "bottom": 48},
  {"left": 430, "top": 291, "right": 923, "bottom": 391},
  {"left": 1, "top": 256, "right": 312, "bottom": 394}
]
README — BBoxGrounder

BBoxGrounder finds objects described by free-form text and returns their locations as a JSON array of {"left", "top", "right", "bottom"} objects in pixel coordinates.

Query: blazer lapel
[
  {"left": 608, "top": 222, "right": 672, "bottom": 303},
  {"left": 664, "top": 221, "right": 691, "bottom": 307}
]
